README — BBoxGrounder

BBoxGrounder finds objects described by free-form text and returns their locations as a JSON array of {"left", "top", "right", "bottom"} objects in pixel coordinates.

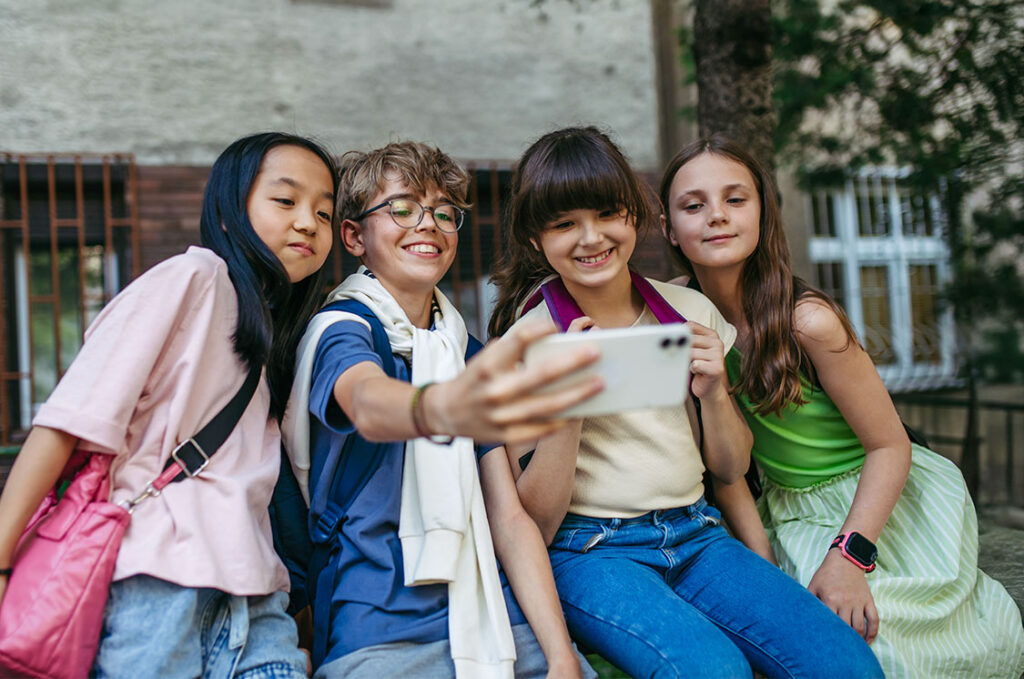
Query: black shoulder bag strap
[{"left": 158, "top": 362, "right": 263, "bottom": 485}]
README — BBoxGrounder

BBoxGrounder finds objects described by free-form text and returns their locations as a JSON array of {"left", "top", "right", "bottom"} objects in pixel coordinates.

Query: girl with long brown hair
[
  {"left": 490, "top": 126, "right": 882, "bottom": 679},
  {"left": 660, "top": 134, "right": 1024, "bottom": 678}
]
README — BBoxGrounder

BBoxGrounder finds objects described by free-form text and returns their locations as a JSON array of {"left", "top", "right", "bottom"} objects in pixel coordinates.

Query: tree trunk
[{"left": 693, "top": 0, "right": 776, "bottom": 172}]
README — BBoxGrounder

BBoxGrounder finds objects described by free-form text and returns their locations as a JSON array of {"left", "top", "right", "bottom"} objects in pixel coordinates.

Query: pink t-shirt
[{"left": 33, "top": 247, "right": 289, "bottom": 596}]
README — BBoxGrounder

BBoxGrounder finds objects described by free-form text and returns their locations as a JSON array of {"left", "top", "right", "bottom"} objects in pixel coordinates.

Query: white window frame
[{"left": 806, "top": 168, "right": 957, "bottom": 391}]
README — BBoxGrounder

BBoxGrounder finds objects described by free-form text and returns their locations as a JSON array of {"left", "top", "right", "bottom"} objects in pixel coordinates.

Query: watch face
[{"left": 846, "top": 532, "right": 878, "bottom": 566}]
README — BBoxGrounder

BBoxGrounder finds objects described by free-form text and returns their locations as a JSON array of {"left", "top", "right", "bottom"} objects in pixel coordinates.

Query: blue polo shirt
[{"left": 307, "top": 318, "right": 525, "bottom": 664}]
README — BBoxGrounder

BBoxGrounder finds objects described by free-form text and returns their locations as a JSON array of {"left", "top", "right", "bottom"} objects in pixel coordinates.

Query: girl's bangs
[{"left": 520, "top": 147, "right": 639, "bottom": 230}]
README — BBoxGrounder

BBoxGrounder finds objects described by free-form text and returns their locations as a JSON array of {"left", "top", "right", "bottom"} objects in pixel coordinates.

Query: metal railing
[
  {"left": 893, "top": 393, "right": 1024, "bottom": 507},
  {"left": 0, "top": 158, "right": 507, "bottom": 447}
]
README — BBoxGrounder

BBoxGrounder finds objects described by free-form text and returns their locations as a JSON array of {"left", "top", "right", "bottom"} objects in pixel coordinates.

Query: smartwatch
[{"left": 829, "top": 532, "right": 877, "bottom": 572}]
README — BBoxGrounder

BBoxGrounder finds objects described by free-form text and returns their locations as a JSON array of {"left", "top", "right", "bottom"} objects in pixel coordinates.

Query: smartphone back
[{"left": 524, "top": 323, "right": 692, "bottom": 419}]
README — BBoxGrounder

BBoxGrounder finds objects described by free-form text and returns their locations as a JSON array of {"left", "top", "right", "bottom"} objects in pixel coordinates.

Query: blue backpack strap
[
  {"left": 305, "top": 299, "right": 398, "bottom": 667},
  {"left": 316, "top": 299, "right": 399, "bottom": 379}
]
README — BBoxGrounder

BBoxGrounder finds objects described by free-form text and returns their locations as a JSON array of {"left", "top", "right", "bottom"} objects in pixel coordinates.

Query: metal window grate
[{"left": 0, "top": 153, "right": 139, "bottom": 446}]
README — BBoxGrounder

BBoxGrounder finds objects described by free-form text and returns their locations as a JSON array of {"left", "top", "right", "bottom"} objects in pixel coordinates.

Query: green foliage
[
  {"left": 774, "top": 1, "right": 1024, "bottom": 179},
  {"left": 586, "top": 654, "right": 629, "bottom": 678},
  {"left": 771, "top": 0, "right": 1024, "bottom": 384}
]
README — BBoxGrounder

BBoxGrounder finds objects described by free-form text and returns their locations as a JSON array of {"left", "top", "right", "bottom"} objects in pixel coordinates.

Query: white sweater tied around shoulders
[{"left": 281, "top": 267, "right": 515, "bottom": 679}]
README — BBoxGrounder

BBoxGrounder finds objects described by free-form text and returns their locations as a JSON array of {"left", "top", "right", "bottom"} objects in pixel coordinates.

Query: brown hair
[
  {"left": 659, "top": 135, "right": 859, "bottom": 415},
  {"left": 336, "top": 140, "right": 470, "bottom": 222},
  {"left": 488, "top": 126, "right": 657, "bottom": 337}
]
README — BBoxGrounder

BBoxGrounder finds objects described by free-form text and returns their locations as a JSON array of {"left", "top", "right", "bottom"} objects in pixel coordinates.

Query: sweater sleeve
[{"left": 33, "top": 251, "right": 220, "bottom": 455}]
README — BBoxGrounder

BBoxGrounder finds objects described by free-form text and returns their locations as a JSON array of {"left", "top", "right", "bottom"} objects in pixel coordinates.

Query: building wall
[
  {"left": 1, "top": 0, "right": 662, "bottom": 170},
  {"left": 135, "top": 165, "right": 207, "bottom": 271}
]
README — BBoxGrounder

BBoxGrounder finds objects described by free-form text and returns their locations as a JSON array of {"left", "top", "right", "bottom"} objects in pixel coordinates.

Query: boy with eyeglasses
[{"left": 278, "top": 141, "right": 598, "bottom": 679}]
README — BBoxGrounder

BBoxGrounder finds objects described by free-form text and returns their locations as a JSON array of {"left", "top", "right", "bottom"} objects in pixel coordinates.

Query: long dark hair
[
  {"left": 659, "top": 135, "right": 857, "bottom": 415},
  {"left": 488, "top": 126, "right": 656, "bottom": 337},
  {"left": 200, "top": 132, "right": 337, "bottom": 420}
]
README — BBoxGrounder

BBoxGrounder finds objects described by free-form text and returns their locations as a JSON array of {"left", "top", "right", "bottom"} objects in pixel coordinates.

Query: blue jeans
[
  {"left": 549, "top": 499, "right": 883, "bottom": 679},
  {"left": 93, "top": 575, "right": 308, "bottom": 679},
  {"left": 314, "top": 623, "right": 598, "bottom": 679}
]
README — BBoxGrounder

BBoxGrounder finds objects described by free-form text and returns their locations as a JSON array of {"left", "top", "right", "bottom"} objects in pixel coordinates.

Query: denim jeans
[
  {"left": 549, "top": 499, "right": 883, "bottom": 679},
  {"left": 314, "top": 623, "right": 598, "bottom": 679},
  {"left": 93, "top": 575, "right": 308, "bottom": 679}
]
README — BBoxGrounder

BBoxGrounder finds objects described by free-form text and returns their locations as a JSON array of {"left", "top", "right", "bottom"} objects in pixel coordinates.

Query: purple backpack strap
[
  {"left": 629, "top": 272, "right": 687, "bottom": 325},
  {"left": 525, "top": 271, "right": 688, "bottom": 331},
  {"left": 541, "top": 278, "right": 585, "bottom": 331}
]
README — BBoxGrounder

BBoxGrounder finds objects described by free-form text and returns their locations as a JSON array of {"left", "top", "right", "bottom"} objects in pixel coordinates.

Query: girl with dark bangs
[
  {"left": 660, "top": 134, "right": 1024, "bottom": 678},
  {"left": 489, "top": 126, "right": 882, "bottom": 678}
]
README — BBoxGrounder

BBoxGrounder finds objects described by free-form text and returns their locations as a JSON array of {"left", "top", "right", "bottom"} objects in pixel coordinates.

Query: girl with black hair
[{"left": 0, "top": 132, "right": 337, "bottom": 678}]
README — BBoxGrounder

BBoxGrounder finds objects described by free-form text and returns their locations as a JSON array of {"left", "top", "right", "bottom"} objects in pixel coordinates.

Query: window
[
  {"left": 0, "top": 154, "right": 138, "bottom": 445},
  {"left": 805, "top": 169, "right": 956, "bottom": 391}
]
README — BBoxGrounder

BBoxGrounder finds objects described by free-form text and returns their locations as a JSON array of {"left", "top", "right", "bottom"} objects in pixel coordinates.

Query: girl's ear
[
  {"left": 341, "top": 218, "right": 366, "bottom": 257},
  {"left": 660, "top": 214, "right": 680, "bottom": 247}
]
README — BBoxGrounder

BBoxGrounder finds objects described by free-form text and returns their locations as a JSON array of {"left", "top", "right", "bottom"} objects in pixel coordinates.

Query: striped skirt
[{"left": 759, "top": 444, "right": 1024, "bottom": 678}]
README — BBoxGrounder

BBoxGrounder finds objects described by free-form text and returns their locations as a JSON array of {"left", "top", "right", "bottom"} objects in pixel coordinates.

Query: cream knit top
[{"left": 513, "top": 279, "right": 736, "bottom": 518}]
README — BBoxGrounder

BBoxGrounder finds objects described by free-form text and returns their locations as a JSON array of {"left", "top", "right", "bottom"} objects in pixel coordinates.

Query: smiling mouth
[
  {"left": 289, "top": 243, "right": 314, "bottom": 256},
  {"left": 404, "top": 243, "right": 441, "bottom": 255},
  {"left": 575, "top": 248, "right": 613, "bottom": 265},
  {"left": 704, "top": 234, "right": 735, "bottom": 243}
]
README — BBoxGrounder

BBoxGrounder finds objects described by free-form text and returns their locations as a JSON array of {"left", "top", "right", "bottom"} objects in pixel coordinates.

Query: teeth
[
  {"left": 406, "top": 244, "right": 439, "bottom": 254},
  {"left": 577, "top": 249, "right": 611, "bottom": 264}
]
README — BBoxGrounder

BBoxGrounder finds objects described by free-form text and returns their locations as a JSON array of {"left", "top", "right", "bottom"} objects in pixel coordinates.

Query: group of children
[{"left": 0, "top": 126, "right": 1021, "bottom": 679}]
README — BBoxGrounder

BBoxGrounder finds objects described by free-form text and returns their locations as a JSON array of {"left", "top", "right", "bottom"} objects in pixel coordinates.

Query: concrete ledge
[{"left": 978, "top": 507, "right": 1024, "bottom": 621}]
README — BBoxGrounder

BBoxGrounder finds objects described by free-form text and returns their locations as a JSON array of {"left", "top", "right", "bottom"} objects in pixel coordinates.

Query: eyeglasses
[{"left": 356, "top": 199, "right": 465, "bottom": 233}]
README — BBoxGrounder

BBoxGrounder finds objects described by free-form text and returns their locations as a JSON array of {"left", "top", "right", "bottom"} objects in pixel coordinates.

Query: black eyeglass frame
[{"left": 356, "top": 199, "right": 465, "bottom": 233}]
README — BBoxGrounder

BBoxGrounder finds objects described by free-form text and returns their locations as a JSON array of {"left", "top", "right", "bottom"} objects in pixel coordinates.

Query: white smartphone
[{"left": 524, "top": 323, "right": 692, "bottom": 419}]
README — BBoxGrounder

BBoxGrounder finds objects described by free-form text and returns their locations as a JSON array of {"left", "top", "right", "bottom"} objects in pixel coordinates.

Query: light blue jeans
[
  {"left": 314, "top": 622, "right": 597, "bottom": 679},
  {"left": 93, "top": 575, "right": 308, "bottom": 679},
  {"left": 549, "top": 499, "right": 884, "bottom": 679}
]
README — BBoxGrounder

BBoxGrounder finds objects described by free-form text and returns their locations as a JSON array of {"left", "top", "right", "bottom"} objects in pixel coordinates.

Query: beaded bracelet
[
  {"left": 410, "top": 383, "right": 454, "bottom": 445},
  {"left": 0, "top": 567, "right": 12, "bottom": 577}
]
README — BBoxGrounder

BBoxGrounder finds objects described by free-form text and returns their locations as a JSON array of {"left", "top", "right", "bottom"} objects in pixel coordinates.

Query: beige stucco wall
[{"left": 0, "top": 0, "right": 661, "bottom": 168}]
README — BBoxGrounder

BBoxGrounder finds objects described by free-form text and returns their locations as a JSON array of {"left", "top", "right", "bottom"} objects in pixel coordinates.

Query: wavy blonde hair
[{"left": 336, "top": 140, "right": 470, "bottom": 222}]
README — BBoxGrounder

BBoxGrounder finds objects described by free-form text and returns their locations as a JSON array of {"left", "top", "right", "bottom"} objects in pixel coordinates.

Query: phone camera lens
[
  {"left": 660, "top": 338, "right": 672, "bottom": 349},
  {"left": 676, "top": 337, "right": 688, "bottom": 347}
]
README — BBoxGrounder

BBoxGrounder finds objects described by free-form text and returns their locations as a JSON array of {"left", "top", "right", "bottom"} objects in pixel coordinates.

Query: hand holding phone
[{"left": 523, "top": 323, "right": 692, "bottom": 419}]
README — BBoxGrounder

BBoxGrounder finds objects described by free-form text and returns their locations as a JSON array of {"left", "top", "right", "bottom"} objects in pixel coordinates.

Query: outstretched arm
[
  {"left": 500, "top": 316, "right": 596, "bottom": 544},
  {"left": 0, "top": 426, "right": 78, "bottom": 604},
  {"left": 336, "top": 318, "right": 602, "bottom": 445},
  {"left": 505, "top": 421, "right": 584, "bottom": 545},
  {"left": 796, "top": 299, "right": 911, "bottom": 645},
  {"left": 480, "top": 447, "right": 583, "bottom": 679}
]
